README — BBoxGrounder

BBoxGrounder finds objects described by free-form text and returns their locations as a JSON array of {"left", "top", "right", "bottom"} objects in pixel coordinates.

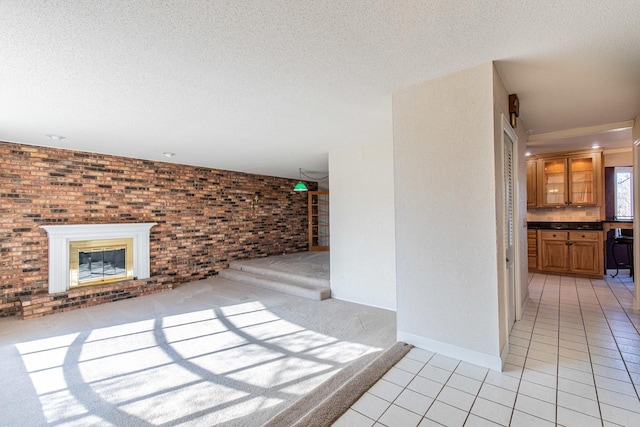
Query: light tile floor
[{"left": 333, "top": 271, "right": 640, "bottom": 426}]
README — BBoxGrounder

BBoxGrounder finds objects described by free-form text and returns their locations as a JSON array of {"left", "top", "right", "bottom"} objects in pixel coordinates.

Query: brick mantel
[{"left": 42, "top": 223, "right": 157, "bottom": 293}]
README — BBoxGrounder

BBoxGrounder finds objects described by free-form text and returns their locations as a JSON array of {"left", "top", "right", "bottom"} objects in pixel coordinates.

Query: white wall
[
  {"left": 329, "top": 142, "right": 397, "bottom": 311},
  {"left": 604, "top": 149, "right": 633, "bottom": 167},
  {"left": 393, "top": 63, "right": 503, "bottom": 370}
]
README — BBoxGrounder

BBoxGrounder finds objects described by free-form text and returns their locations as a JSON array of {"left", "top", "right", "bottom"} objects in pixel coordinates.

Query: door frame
[
  {"left": 308, "top": 191, "right": 330, "bottom": 251},
  {"left": 633, "top": 139, "right": 639, "bottom": 310},
  {"left": 502, "top": 115, "right": 523, "bottom": 328}
]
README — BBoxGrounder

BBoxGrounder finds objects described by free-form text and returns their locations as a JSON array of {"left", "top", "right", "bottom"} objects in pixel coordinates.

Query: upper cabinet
[
  {"left": 526, "top": 159, "right": 537, "bottom": 208},
  {"left": 539, "top": 157, "right": 566, "bottom": 206},
  {"left": 568, "top": 155, "right": 598, "bottom": 205},
  {"left": 528, "top": 150, "right": 602, "bottom": 208}
]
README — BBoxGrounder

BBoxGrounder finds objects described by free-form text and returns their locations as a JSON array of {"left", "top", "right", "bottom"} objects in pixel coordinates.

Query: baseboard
[
  {"left": 500, "top": 341, "right": 509, "bottom": 370},
  {"left": 330, "top": 294, "right": 397, "bottom": 312},
  {"left": 519, "top": 292, "right": 529, "bottom": 320},
  {"left": 397, "top": 330, "right": 503, "bottom": 372}
]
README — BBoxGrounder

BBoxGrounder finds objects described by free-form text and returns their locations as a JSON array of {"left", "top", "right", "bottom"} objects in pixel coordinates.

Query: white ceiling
[
  {"left": 526, "top": 123, "right": 634, "bottom": 156},
  {"left": 2, "top": 1, "right": 639, "bottom": 181}
]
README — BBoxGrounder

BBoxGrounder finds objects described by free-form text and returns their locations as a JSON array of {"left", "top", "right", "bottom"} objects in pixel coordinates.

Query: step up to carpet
[
  {"left": 218, "top": 268, "right": 331, "bottom": 301},
  {"left": 229, "top": 259, "right": 329, "bottom": 288},
  {"left": 264, "top": 342, "right": 413, "bottom": 427}
]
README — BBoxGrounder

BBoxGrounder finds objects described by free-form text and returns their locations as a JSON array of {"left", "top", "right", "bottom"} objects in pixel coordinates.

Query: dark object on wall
[{"left": 509, "top": 94, "right": 519, "bottom": 128}]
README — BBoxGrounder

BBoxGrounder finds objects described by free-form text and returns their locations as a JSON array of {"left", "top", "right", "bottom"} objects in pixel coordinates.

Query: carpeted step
[
  {"left": 228, "top": 260, "right": 330, "bottom": 288},
  {"left": 218, "top": 269, "right": 331, "bottom": 301},
  {"left": 264, "top": 342, "right": 413, "bottom": 427}
]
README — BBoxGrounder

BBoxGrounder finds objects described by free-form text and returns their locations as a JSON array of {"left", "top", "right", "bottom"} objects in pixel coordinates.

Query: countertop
[
  {"left": 528, "top": 220, "right": 634, "bottom": 231},
  {"left": 527, "top": 221, "right": 603, "bottom": 230}
]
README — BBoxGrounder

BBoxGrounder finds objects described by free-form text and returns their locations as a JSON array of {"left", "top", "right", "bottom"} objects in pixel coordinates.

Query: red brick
[{"left": 1, "top": 141, "right": 315, "bottom": 318}]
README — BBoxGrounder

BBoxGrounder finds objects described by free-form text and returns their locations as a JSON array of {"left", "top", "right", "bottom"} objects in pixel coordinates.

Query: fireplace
[
  {"left": 41, "top": 223, "right": 156, "bottom": 294},
  {"left": 69, "top": 238, "right": 134, "bottom": 287}
]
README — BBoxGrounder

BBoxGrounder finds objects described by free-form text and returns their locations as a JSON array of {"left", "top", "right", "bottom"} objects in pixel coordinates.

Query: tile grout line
[
  {"left": 425, "top": 359, "right": 458, "bottom": 425},
  {"left": 589, "top": 275, "right": 640, "bottom": 409},
  {"left": 574, "top": 276, "right": 606, "bottom": 426},
  {"left": 372, "top": 351, "right": 445, "bottom": 426},
  {"left": 603, "top": 273, "right": 640, "bottom": 342},
  {"left": 391, "top": 352, "right": 438, "bottom": 423},
  {"left": 339, "top": 272, "right": 640, "bottom": 427},
  {"left": 507, "top": 273, "right": 546, "bottom": 426},
  {"left": 555, "top": 275, "right": 565, "bottom": 427},
  {"left": 459, "top": 364, "right": 490, "bottom": 426}
]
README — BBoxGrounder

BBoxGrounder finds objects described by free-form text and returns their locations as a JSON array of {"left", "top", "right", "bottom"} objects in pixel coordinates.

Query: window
[{"left": 614, "top": 166, "right": 633, "bottom": 220}]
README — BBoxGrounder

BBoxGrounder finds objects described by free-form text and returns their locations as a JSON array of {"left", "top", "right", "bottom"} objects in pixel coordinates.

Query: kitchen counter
[
  {"left": 602, "top": 220, "right": 633, "bottom": 234},
  {"left": 528, "top": 221, "right": 633, "bottom": 275},
  {"left": 527, "top": 222, "right": 605, "bottom": 277},
  {"left": 527, "top": 221, "right": 603, "bottom": 231}
]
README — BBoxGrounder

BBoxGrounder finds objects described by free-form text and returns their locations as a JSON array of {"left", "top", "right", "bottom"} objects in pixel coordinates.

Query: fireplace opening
[{"left": 69, "top": 238, "right": 134, "bottom": 287}]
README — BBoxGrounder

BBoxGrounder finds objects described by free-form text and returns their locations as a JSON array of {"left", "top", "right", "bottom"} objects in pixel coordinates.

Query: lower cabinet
[
  {"left": 538, "top": 230, "right": 602, "bottom": 277},
  {"left": 539, "top": 231, "right": 570, "bottom": 272}
]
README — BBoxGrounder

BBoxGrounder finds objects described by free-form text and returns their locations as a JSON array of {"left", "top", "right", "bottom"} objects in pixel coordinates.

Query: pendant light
[{"left": 293, "top": 168, "right": 308, "bottom": 192}]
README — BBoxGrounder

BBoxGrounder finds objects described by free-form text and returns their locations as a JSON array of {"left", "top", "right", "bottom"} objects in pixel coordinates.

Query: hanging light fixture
[
  {"left": 293, "top": 168, "right": 329, "bottom": 191},
  {"left": 293, "top": 168, "right": 308, "bottom": 192}
]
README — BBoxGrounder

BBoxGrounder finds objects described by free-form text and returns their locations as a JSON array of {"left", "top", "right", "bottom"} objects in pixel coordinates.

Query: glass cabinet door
[
  {"left": 526, "top": 160, "right": 537, "bottom": 207},
  {"left": 568, "top": 155, "right": 597, "bottom": 205},
  {"left": 540, "top": 158, "right": 566, "bottom": 206}
]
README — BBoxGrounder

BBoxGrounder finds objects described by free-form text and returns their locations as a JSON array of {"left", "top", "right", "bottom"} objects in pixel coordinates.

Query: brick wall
[{"left": 0, "top": 141, "right": 315, "bottom": 317}]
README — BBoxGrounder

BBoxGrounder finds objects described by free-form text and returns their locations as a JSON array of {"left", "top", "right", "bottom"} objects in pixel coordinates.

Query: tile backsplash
[{"left": 527, "top": 207, "right": 601, "bottom": 222}]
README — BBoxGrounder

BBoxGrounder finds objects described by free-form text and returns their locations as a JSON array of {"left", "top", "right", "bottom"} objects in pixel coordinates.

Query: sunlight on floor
[{"left": 15, "top": 301, "right": 381, "bottom": 426}]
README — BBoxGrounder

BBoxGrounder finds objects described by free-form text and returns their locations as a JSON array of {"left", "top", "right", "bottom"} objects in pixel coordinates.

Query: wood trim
[{"left": 308, "top": 191, "right": 329, "bottom": 251}]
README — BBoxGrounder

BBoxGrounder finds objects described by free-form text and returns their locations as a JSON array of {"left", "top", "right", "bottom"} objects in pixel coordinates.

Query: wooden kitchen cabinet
[
  {"left": 568, "top": 231, "right": 602, "bottom": 276},
  {"left": 527, "top": 230, "right": 538, "bottom": 271},
  {"left": 536, "top": 152, "right": 600, "bottom": 207},
  {"left": 538, "top": 230, "right": 602, "bottom": 277},
  {"left": 538, "top": 157, "right": 566, "bottom": 207},
  {"left": 568, "top": 155, "right": 598, "bottom": 205},
  {"left": 526, "top": 160, "right": 537, "bottom": 208},
  {"left": 539, "top": 231, "right": 570, "bottom": 272}
]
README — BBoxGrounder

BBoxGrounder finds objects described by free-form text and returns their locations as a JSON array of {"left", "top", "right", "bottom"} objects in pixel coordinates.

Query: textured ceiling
[{"left": 1, "top": 1, "right": 639, "bottom": 180}]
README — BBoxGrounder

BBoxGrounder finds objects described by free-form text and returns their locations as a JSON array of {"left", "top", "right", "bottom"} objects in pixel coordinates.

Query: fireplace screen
[{"left": 69, "top": 238, "right": 134, "bottom": 287}]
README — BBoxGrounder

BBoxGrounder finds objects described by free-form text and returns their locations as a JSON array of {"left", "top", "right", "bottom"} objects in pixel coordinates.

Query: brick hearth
[{"left": 20, "top": 276, "right": 174, "bottom": 319}]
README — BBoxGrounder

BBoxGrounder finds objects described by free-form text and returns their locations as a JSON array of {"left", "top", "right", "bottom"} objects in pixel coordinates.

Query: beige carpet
[
  {"left": 0, "top": 277, "right": 396, "bottom": 426},
  {"left": 264, "top": 342, "right": 412, "bottom": 427}
]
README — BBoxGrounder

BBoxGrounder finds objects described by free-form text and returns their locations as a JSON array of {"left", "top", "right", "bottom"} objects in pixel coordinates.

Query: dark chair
[{"left": 611, "top": 229, "right": 633, "bottom": 278}]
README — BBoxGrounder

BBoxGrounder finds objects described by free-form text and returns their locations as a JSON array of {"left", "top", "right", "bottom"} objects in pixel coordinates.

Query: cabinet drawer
[
  {"left": 540, "top": 231, "right": 568, "bottom": 240},
  {"left": 569, "top": 231, "right": 600, "bottom": 241}
]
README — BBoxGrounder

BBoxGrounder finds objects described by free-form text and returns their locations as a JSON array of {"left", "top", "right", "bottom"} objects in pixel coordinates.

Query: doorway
[{"left": 308, "top": 191, "right": 329, "bottom": 251}]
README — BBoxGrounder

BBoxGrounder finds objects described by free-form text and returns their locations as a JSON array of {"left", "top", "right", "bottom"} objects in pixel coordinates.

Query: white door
[{"left": 504, "top": 127, "right": 516, "bottom": 331}]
